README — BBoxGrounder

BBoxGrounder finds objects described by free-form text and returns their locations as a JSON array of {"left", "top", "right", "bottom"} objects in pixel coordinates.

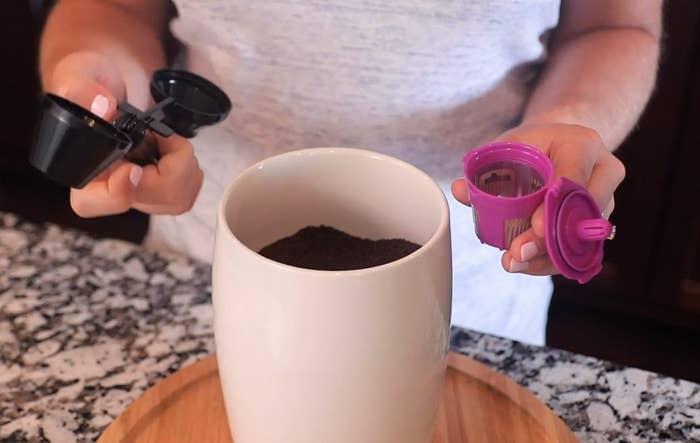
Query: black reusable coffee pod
[{"left": 28, "top": 69, "right": 232, "bottom": 189}]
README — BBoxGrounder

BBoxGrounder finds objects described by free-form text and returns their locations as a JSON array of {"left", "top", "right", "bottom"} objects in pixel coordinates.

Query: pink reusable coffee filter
[{"left": 463, "top": 142, "right": 615, "bottom": 284}]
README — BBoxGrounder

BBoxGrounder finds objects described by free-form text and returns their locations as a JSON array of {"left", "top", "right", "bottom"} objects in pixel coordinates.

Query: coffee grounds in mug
[{"left": 258, "top": 225, "right": 422, "bottom": 270}]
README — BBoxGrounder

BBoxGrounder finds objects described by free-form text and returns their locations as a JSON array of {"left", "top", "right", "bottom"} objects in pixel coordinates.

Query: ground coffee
[{"left": 258, "top": 225, "right": 422, "bottom": 270}]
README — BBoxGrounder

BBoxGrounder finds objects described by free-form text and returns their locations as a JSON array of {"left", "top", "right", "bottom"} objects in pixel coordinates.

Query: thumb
[
  {"left": 451, "top": 178, "right": 471, "bottom": 206},
  {"left": 54, "top": 79, "right": 119, "bottom": 121},
  {"left": 47, "top": 52, "right": 125, "bottom": 120},
  {"left": 70, "top": 162, "right": 142, "bottom": 217}
]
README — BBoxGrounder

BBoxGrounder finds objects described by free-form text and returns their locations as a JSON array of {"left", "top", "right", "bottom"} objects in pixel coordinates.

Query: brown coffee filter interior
[{"left": 474, "top": 160, "right": 544, "bottom": 198}]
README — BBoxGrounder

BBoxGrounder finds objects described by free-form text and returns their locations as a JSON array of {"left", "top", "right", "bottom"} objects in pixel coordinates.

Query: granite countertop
[{"left": 1, "top": 212, "right": 699, "bottom": 443}]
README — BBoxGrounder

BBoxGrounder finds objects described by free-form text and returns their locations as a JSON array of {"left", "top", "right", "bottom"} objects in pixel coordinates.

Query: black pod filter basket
[{"left": 29, "top": 69, "right": 232, "bottom": 189}]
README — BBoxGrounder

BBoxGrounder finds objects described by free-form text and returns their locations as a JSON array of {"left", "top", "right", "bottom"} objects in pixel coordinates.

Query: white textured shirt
[{"left": 146, "top": 0, "right": 561, "bottom": 345}]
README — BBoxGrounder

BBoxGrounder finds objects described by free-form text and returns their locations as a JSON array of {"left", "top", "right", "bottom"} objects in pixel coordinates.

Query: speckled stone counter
[{"left": 1, "top": 212, "right": 699, "bottom": 443}]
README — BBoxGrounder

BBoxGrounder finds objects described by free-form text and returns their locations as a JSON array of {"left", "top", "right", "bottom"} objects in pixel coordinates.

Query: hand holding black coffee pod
[{"left": 29, "top": 69, "right": 232, "bottom": 189}]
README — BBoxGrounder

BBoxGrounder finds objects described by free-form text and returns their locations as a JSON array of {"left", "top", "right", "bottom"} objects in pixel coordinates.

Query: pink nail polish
[
  {"left": 520, "top": 242, "right": 538, "bottom": 261},
  {"left": 509, "top": 259, "right": 529, "bottom": 273},
  {"left": 90, "top": 95, "right": 109, "bottom": 118},
  {"left": 129, "top": 165, "right": 143, "bottom": 187}
]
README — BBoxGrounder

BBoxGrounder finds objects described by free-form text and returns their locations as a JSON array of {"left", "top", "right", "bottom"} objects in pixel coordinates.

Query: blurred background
[{"left": 2, "top": 2, "right": 699, "bottom": 382}]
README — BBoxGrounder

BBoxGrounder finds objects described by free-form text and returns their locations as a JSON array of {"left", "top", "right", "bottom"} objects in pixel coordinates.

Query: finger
[
  {"left": 132, "top": 200, "right": 197, "bottom": 215},
  {"left": 548, "top": 142, "right": 597, "bottom": 187},
  {"left": 132, "top": 202, "right": 173, "bottom": 214},
  {"left": 153, "top": 133, "right": 194, "bottom": 156},
  {"left": 86, "top": 158, "right": 127, "bottom": 183},
  {"left": 529, "top": 204, "right": 546, "bottom": 237},
  {"left": 48, "top": 52, "right": 126, "bottom": 100},
  {"left": 135, "top": 135, "right": 202, "bottom": 206},
  {"left": 451, "top": 179, "right": 470, "bottom": 206},
  {"left": 70, "top": 163, "right": 142, "bottom": 217},
  {"left": 602, "top": 197, "right": 615, "bottom": 220},
  {"left": 50, "top": 76, "right": 119, "bottom": 120},
  {"left": 132, "top": 167, "right": 203, "bottom": 215},
  {"left": 502, "top": 250, "right": 559, "bottom": 276},
  {"left": 153, "top": 135, "right": 200, "bottom": 181},
  {"left": 583, "top": 155, "right": 626, "bottom": 211},
  {"left": 495, "top": 127, "right": 551, "bottom": 151},
  {"left": 135, "top": 162, "right": 203, "bottom": 205},
  {"left": 507, "top": 228, "right": 547, "bottom": 262},
  {"left": 48, "top": 54, "right": 126, "bottom": 120}
]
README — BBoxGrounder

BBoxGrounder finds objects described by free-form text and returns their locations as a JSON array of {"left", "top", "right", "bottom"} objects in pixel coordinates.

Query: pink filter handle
[
  {"left": 577, "top": 219, "right": 614, "bottom": 241},
  {"left": 463, "top": 142, "right": 614, "bottom": 284}
]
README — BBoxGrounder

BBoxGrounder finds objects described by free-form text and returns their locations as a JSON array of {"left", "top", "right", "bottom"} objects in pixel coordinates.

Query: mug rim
[
  {"left": 216, "top": 147, "right": 450, "bottom": 275},
  {"left": 463, "top": 141, "right": 553, "bottom": 202}
]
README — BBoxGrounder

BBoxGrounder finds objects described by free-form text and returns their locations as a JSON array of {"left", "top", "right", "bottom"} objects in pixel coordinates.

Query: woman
[{"left": 39, "top": 0, "right": 661, "bottom": 345}]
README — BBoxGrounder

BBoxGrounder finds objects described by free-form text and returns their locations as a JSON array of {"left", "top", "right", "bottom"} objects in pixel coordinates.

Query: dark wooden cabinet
[{"left": 548, "top": 1, "right": 700, "bottom": 382}]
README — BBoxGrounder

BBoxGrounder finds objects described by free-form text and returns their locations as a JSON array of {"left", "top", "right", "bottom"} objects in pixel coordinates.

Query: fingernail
[
  {"left": 90, "top": 94, "right": 109, "bottom": 118},
  {"left": 129, "top": 165, "right": 143, "bottom": 187},
  {"left": 520, "top": 242, "right": 538, "bottom": 261},
  {"left": 509, "top": 259, "right": 529, "bottom": 273}
]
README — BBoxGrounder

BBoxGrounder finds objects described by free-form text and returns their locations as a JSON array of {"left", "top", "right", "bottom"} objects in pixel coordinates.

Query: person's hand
[
  {"left": 46, "top": 51, "right": 203, "bottom": 217},
  {"left": 451, "top": 123, "right": 625, "bottom": 276}
]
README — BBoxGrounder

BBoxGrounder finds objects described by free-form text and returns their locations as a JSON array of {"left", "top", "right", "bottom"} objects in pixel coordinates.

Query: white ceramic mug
[{"left": 212, "top": 148, "right": 452, "bottom": 443}]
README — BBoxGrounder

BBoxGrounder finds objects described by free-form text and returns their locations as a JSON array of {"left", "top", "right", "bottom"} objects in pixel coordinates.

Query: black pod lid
[
  {"left": 28, "top": 69, "right": 232, "bottom": 189},
  {"left": 151, "top": 69, "right": 232, "bottom": 138}
]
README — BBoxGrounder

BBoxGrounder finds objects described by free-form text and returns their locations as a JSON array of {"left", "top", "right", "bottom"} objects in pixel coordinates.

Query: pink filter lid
[{"left": 544, "top": 177, "right": 613, "bottom": 284}]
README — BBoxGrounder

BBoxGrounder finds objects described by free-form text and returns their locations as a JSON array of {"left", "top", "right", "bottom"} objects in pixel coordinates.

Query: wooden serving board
[{"left": 98, "top": 352, "right": 578, "bottom": 443}]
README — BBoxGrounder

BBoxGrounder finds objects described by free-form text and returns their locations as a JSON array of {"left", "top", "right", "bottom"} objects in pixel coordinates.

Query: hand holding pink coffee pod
[
  {"left": 461, "top": 141, "right": 615, "bottom": 284},
  {"left": 452, "top": 123, "right": 625, "bottom": 283}
]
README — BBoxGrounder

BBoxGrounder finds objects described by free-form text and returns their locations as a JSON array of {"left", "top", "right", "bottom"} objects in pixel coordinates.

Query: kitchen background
[{"left": 2, "top": 1, "right": 699, "bottom": 382}]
